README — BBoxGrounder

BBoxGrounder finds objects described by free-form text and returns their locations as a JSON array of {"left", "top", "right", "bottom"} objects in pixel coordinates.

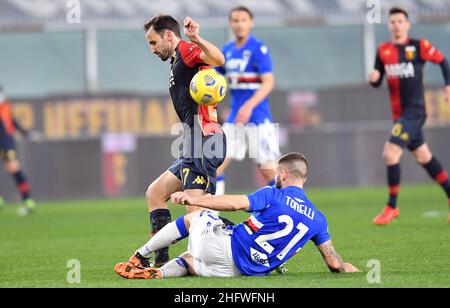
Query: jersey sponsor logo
[
  {"left": 250, "top": 247, "right": 270, "bottom": 268},
  {"left": 225, "top": 50, "right": 252, "bottom": 72},
  {"left": 405, "top": 46, "right": 416, "bottom": 61},
  {"left": 385, "top": 62, "right": 415, "bottom": 79},
  {"left": 169, "top": 71, "right": 175, "bottom": 88},
  {"left": 285, "top": 196, "right": 315, "bottom": 220}
]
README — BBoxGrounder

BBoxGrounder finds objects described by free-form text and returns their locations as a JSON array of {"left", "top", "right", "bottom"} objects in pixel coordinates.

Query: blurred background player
[
  {"left": 114, "top": 153, "right": 359, "bottom": 279},
  {"left": 0, "top": 86, "right": 35, "bottom": 215},
  {"left": 369, "top": 7, "right": 450, "bottom": 225},
  {"left": 215, "top": 6, "right": 278, "bottom": 195},
  {"left": 141, "top": 15, "right": 226, "bottom": 267}
]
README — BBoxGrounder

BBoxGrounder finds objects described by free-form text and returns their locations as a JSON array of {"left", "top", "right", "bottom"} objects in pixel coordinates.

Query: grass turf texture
[{"left": 0, "top": 184, "right": 448, "bottom": 288}]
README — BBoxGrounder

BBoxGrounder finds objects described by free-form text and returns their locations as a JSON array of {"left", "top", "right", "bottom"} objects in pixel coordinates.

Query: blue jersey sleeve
[
  {"left": 253, "top": 44, "right": 273, "bottom": 75},
  {"left": 311, "top": 225, "right": 331, "bottom": 246},
  {"left": 246, "top": 186, "right": 275, "bottom": 212}
]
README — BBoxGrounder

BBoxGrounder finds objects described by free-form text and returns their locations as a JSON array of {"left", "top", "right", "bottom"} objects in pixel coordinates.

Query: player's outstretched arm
[
  {"left": 317, "top": 240, "right": 360, "bottom": 273},
  {"left": 183, "top": 16, "right": 225, "bottom": 66},
  {"left": 438, "top": 58, "right": 450, "bottom": 103},
  {"left": 235, "top": 73, "right": 275, "bottom": 124},
  {"left": 171, "top": 191, "right": 250, "bottom": 212}
]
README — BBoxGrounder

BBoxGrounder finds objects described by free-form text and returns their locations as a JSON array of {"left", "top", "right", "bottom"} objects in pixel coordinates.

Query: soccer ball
[{"left": 189, "top": 69, "right": 227, "bottom": 106}]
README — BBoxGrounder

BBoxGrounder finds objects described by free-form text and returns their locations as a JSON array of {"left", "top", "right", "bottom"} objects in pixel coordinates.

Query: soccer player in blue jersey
[
  {"left": 215, "top": 6, "right": 279, "bottom": 195},
  {"left": 114, "top": 153, "right": 359, "bottom": 279}
]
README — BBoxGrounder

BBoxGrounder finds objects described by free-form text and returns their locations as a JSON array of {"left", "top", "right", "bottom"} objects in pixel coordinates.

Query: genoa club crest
[{"left": 405, "top": 46, "right": 416, "bottom": 61}]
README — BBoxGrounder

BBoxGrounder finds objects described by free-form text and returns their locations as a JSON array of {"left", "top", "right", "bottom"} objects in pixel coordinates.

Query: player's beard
[{"left": 158, "top": 43, "right": 172, "bottom": 62}]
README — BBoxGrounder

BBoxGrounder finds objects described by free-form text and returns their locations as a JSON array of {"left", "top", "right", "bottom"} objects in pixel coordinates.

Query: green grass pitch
[{"left": 0, "top": 184, "right": 448, "bottom": 288}]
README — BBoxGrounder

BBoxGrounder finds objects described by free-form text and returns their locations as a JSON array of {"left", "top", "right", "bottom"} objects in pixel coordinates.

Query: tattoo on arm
[{"left": 320, "top": 241, "right": 345, "bottom": 273}]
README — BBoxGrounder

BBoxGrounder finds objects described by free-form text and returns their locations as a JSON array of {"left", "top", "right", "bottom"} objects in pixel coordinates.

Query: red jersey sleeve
[
  {"left": 420, "top": 39, "right": 444, "bottom": 64},
  {"left": 179, "top": 40, "right": 204, "bottom": 68}
]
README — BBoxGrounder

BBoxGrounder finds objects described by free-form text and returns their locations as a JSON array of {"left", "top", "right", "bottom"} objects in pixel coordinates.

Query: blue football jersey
[
  {"left": 217, "top": 35, "right": 273, "bottom": 125},
  {"left": 230, "top": 186, "right": 330, "bottom": 276}
]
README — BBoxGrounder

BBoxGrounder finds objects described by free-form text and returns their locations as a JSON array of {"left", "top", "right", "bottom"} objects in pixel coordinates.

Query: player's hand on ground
[
  {"left": 184, "top": 16, "right": 200, "bottom": 42},
  {"left": 171, "top": 191, "right": 194, "bottom": 206},
  {"left": 342, "top": 262, "right": 360, "bottom": 273},
  {"left": 445, "top": 85, "right": 450, "bottom": 104},
  {"left": 234, "top": 104, "right": 253, "bottom": 124},
  {"left": 368, "top": 69, "right": 381, "bottom": 83}
]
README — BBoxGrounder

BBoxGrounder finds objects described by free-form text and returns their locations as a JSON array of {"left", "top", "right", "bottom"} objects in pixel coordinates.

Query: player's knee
[
  {"left": 382, "top": 146, "right": 401, "bottom": 165},
  {"left": 145, "top": 183, "right": 160, "bottom": 210},
  {"left": 178, "top": 252, "right": 196, "bottom": 275},
  {"left": 413, "top": 150, "right": 432, "bottom": 165},
  {"left": 5, "top": 160, "right": 20, "bottom": 173}
]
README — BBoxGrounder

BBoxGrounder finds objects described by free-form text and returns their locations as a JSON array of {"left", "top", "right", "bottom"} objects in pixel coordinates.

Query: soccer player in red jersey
[
  {"left": 130, "top": 15, "right": 227, "bottom": 267},
  {"left": 0, "top": 86, "right": 35, "bottom": 215},
  {"left": 369, "top": 7, "right": 450, "bottom": 225}
]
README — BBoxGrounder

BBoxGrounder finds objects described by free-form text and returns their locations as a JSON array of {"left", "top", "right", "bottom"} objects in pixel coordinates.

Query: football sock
[
  {"left": 159, "top": 257, "right": 189, "bottom": 278},
  {"left": 12, "top": 170, "right": 30, "bottom": 201},
  {"left": 149, "top": 209, "right": 171, "bottom": 264},
  {"left": 421, "top": 157, "right": 450, "bottom": 199},
  {"left": 267, "top": 179, "right": 276, "bottom": 187},
  {"left": 139, "top": 216, "right": 188, "bottom": 258},
  {"left": 216, "top": 176, "right": 225, "bottom": 195},
  {"left": 387, "top": 164, "right": 401, "bottom": 209}
]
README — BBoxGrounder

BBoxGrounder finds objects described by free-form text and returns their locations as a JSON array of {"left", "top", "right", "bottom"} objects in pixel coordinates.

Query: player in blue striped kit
[
  {"left": 114, "top": 153, "right": 359, "bottom": 279},
  {"left": 215, "top": 6, "right": 279, "bottom": 195}
]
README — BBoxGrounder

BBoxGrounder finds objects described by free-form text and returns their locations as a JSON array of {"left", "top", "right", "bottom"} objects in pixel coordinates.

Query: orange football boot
[
  {"left": 114, "top": 262, "right": 163, "bottom": 279},
  {"left": 373, "top": 206, "right": 399, "bottom": 225},
  {"left": 127, "top": 252, "right": 150, "bottom": 269}
]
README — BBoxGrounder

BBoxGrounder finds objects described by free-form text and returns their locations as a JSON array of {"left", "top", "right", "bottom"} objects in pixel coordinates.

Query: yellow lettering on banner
[
  {"left": 128, "top": 100, "right": 142, "bottom": 134},
  {"left": 44, "top": 103, "right": 65, "bottom": 138},
  {"left": 118, "top": 102, "right": 130, "bottom": 133},
  {"left": 13, "top": 103, "right": 34, "bottom": 130},
  {"left": 88, "top": 101, "right": 104, "bottom": 136},
  {"left": 144, "top": 100, "right": 164, "bottom": 134},
  {"left": 105, "top": 102, "right": 118, "bottom": 133},
  {"left": 68, "top": 102, "right": 85, "bottom": 137}
]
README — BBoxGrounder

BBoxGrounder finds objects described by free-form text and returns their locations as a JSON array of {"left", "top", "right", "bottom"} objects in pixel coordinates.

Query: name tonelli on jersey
[
  {"left": 226, "top": 72, "right": 263, "bottom": 90},
  {"left": 385, "top": 62, "right": 415, "bottom": 79}
]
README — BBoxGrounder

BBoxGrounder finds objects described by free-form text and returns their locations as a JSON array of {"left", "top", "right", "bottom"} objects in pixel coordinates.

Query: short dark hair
[
  {"left": 229, "top": 6, "right": 254, "bottom": 20},
  {"left": 144, "top": 14, "right": 181, "bottom": 38},
  {"left": 389, "top": 7, "right": 409, "bottom": 19},
  {"left": 278, "top": 152, "right": 308, "bottom": 180}
]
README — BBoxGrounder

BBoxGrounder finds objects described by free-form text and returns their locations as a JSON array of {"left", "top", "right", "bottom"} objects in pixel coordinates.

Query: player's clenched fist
[
  {"left": 368, "top": 69, "right": 381, "bottom": 83},
  {"left": 184, "top": 16, "right": 200, "bottom": 42},
  {"left": 171, "top": 191, "right": 194, "bottom": 205}
]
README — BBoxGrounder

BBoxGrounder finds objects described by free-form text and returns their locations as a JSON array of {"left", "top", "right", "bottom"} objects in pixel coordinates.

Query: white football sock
[
  {"left": 137, "top": 217, "right": 189, "bottom": 258},
  {"left": 159, "top": 257, "right": 189, "bottom": 278}
]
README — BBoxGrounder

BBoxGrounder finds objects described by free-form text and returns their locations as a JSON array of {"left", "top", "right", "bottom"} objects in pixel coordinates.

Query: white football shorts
[
  {"left": 222, "top": 119, "right": 280, "bottom": 165},
  {"left": 188, "top": 210, "right": 241, "bottom": 277}
]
